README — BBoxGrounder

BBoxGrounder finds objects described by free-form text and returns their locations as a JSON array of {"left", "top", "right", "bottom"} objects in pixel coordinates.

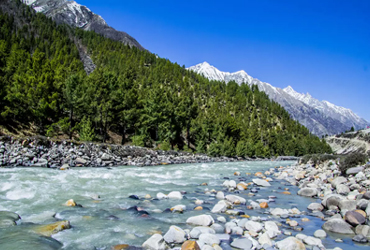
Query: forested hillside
[{"left": 0, "top": 0, "right": 332, "bottom": 157}]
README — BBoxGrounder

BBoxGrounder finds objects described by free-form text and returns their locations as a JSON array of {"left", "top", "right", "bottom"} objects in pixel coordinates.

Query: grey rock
[
  {"left": 230, "top": 238, "right": 253, "bottom": 250},
  {"left": 322, "top": 218, "right": 354, "bottom": 234},
  {"left": 275, "top": 237, "right": 305, "bottom": 250},
  {"left": 344, "top": 211, "right": 366, "bottom": 227},
  {"left": 307, "top": 203, "right": 324, "bottom": 211},
  {"left": 190, "top": 227, "right": 216, "bottom": 239},
  {"left": 337, "top": 184, "right": 350, "bottom": 195},
  {"left": 346, "top": 166, "right": 364, "bottom": 175},
  {"left": 142, "top": 234, "right": 168, "bottom": 250},
  {"left": 355, "top": 225, "right": 370, "bottom": 237},
  {"left": 314, "top": 229, "right": 327, "bottom": 238},
  {"left": 199, "top": 233, "right": 220, "bottom": 246},
  {"left": 252, "top": 179, "right": 271, "bottom": 187},
  {"left": 244, "top": 221, "right": 263, "bottom": 233},
  {"left": 298, "top": 188, "right": 318, "bottom": 197},
  {"left": 163, "top": 226, "right": 186, "bottom": 244},
  {"left": 352, "top": 234, "right": 368, "bottom": 243},
  {"left": 338, "top": 200, "right": 356, "bottom": 211},
  {"left": 187, "top": 215, "right": 214, "bottom": 226}
]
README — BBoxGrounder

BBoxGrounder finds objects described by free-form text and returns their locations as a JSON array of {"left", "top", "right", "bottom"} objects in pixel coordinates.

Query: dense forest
[{"left": 0, "top": 0, "right": 332, "bottom": 157}]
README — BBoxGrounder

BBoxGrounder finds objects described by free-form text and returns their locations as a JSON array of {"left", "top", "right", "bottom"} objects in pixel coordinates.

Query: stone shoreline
[
  {"left": 0, "top": 136, "right": 297, "bottom": 169},
  {"left": 137, "top": 158, "right": 370, "bottom": 250}
]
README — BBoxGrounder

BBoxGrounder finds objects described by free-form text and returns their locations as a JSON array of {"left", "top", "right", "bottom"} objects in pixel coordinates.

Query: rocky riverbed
[
  {"left": 0, "top": 136, "right": 242, "bottom": 168},
  {"left": 1, "top": 158, "right": 369, "bottom": 250}
]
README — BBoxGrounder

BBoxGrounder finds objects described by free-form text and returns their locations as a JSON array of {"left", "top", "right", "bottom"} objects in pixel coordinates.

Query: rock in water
[
  {"left": 322, "top": 219, "right": 354, "bottom": 234},
  {"left": 168, "top": 191, "right": 183, "bottom": 199},
  {"left": 275, "top": 237, "right": 306, "bottom": 250},
  {"left": 33, "top": 221, "right": 71, "bottom": 237},
  {"left": 186, "top": 215, "right": 214, "bottom": 226},
  {"left": 181, "top": 240, "right": 200, "bottom": 250},
  {"left": 252, "top": 179, "right": 271, "bottom": 187},
  {"left": 199, "top": 233, "right": 220, "bottom": 246},
  {"left": 142, "top": 234, "right": 168, "bottom": 250},
  {"left": 163, "top": 226, "right": 186, "bottom": 244},
  {"left": 230, "top": 238, "right": 253, "bottom": 249}
]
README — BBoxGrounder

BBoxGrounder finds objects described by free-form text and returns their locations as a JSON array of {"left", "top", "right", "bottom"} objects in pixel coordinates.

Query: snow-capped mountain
[
  {"left": 188, "top": 62, "right": 369, "bottom": 136},
  {"left": 23, "top": 0, "right": 144, "bottom": 50}
]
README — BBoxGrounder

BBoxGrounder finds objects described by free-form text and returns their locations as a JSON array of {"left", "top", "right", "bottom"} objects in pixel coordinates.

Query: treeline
[{"left": 0, "top": 0, "right": 332, "bottom": 157}]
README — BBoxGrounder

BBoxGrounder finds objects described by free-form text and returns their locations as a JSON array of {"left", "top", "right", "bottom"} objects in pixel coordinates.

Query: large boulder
[
  {"left": 275, "top": 237, "right": 305, "bottom": 250},
  {"left": 142, "top": 234, "right": 169, "bottom": 250},
  {"left": 163, "top": 226, "right": 186, "bottom": 244},
  {"left": 297, "top": 188, "right": 318, "bottom": 197},
  {"left": 186, "top": 215, "right": 214, "bottom": 226},
  {"left": 252, "top": 179, "right": 271, "bottom": 187},
  {"left": 322, "top": 218, "right": 354, "bottom": 234},
  {"left": 344, "top": 211, "right": 366, "bottom": 227}
]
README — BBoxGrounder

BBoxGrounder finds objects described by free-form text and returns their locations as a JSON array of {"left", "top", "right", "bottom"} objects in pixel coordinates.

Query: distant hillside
[
  {"left": 189, "top": 62, "right": 369, "bottom": 137},
  {"left": 0, "top": 0, "right": 331, "bottom": 157},
  {"left": 326, "top": 129, "right": 370, "bottom": 156}
]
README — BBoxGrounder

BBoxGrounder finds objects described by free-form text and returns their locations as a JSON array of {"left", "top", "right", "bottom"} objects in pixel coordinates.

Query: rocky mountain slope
[
  {"left": 188, "top": 62, "right": 368, "bottom": 136},
  {"left": 23, "top": 0, "right": 144, "bottom": 50},
  {"left": 326, "top": 128, "right": 370, "bottom": 156}
]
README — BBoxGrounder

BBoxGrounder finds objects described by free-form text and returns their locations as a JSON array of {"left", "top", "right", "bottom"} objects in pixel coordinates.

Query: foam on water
[{"left": 6, "top": 188, "right": 36, "bottom": 200}]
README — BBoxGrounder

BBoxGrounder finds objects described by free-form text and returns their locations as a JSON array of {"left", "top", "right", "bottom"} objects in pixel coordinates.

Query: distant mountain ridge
[
  {"left": 23, "top": 0, "right": 144, "bottom": 50},
  {"left": 188, "top": 62, "right": 368, "bottom": 136}
]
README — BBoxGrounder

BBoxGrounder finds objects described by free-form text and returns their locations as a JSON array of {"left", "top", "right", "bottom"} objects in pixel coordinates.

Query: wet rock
[
  {"left": 190, "top": 227, "right": 216, "bottom": 239},
  {"left": 225, "top": 195, "right": 246, "bottom": 205},
  {"left": 355, "top": 225, "right": 370, "bottom": 237},
  {"left": 171, "top": 205, "right": 186, "bottom": 213},
  {"left": 344, "top": 211, "right": 366, "bottom": 226},
  {"left": 181, "top": 240, "right": 201, "bottom": 250},
  {"left": 142, "top": 234, "right": 169, "bottom": 250},
  {"left": 275, "top": 237, "right": 305, "bottom": 250},
  {"left": 252, "top": 179, "right": 271, "bottom": 187},
  {"left": 187, "top": 215, "right": 214, "bottom": 226},
  {"left": 0, "top": 231, "right": 63, "bottom": 250},
  {"left": 363, "top": 192, "right": 370, "bottom": 200},
  {"left": 157, "top": 193, "right": 168, "bottom": 199},
  {"left": 258, "top": 232, "right": 272, "bottom": 246},
  {"left": 270, "top": 208, "right": 289, "bottom": 216},
  {"left": 352, "top": 234, "right": 368, "bottom": 243},
  {"left": 297, "top": 188, "right": 318, "bottom": 197},
  {"left": 216, "top": 192, "right": 224, "bottom": 200},
  {"left": 307, "top": 203, "right": 324, "bottom": 212},
  {"left": 230, "top": 238, "right": 253, "bottom": 250},
  {"left": 223, "top": 180, "right": 236, "bottom": 189},
  {"left": 210, "top": 224, "right": 224, "bottom": 234},
  {"left": 244, "top": 221, "right": 263, "bottom": 233},
  {"left": 303, "top": 236, "right": 322, "bottom": 247},
  {"left": 164, "top": 226, "right": 186, "bottom": 244},
  {"left": 314, "top": 229, "right": 327, "bottom": 238},
  {"left": 287, "top": 220, "right": 298, "bottom": 227},
  {"left": 0, "top": 211, "right": 21, "bottom": 227},
  {"left": 199, "top": 233, "right": 220, "bottom": 246},
  {"left": 168, "top": 191, "right": 183, "bottom": 200},
  {"left": 322, "top": 218, "right": 354, "bottom": 234},
  {"left": 129, "top": 195, "right": 140, "bottom": 200},
  {"left": 65, "top": 199, "right": 76, "bottom": 207},
  {"left": 33, "top": 220, "right": 71, "bottom": 237},
  {"left": 211, "top": 201, "right": 229, "bottom": 214}
]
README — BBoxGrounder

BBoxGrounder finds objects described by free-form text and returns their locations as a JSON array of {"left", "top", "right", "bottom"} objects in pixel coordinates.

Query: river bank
[{"left": 0, "top": 136, "right": 298, "bottom": 169}]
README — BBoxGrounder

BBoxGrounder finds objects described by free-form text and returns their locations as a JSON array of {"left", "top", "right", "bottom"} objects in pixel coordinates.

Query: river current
[{"left": 0, "top": 161, "right": 367, "bottom": 249}]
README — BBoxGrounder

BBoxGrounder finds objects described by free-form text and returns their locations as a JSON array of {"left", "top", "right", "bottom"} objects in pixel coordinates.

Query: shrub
[
  {"left": 339, "top": 152, "right": 368, "bottom": 174},
  {"left": 159, "top": 140, "right": 171, "bottom": 151},
  {"left": 131, "top": 135, "right": 146, "bottom": 147},
  {"left": 208, "top": 142, "right": 221, "bottom": 157},
  {"left": 183, "top": 144, "right": 193, "bottom": 153},
  {"left": 79, "top": 117, "right": 95, "bottom": 141}
]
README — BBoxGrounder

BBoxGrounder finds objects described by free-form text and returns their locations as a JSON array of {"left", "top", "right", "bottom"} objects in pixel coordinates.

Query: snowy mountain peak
[
  {"left": 189, "top": 62, "right": 369, "bottom": 136},
  {"left": 23, "top": 0, "right": 144, "bottom": 50}
]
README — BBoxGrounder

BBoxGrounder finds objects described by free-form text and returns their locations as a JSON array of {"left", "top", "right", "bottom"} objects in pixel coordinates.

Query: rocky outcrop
[{"left": 326, "top": 129, "right": 370, "bottom": 156}]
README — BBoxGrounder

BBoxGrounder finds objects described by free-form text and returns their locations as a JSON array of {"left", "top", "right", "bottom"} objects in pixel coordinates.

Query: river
[{"left": 0, "top": 161, "right": 367, "bottom": 249}]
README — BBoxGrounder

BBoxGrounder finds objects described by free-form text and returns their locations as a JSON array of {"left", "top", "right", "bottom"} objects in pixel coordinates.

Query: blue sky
[{"left": 78, "top": 0, "right": 370, "bottom": 122}]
